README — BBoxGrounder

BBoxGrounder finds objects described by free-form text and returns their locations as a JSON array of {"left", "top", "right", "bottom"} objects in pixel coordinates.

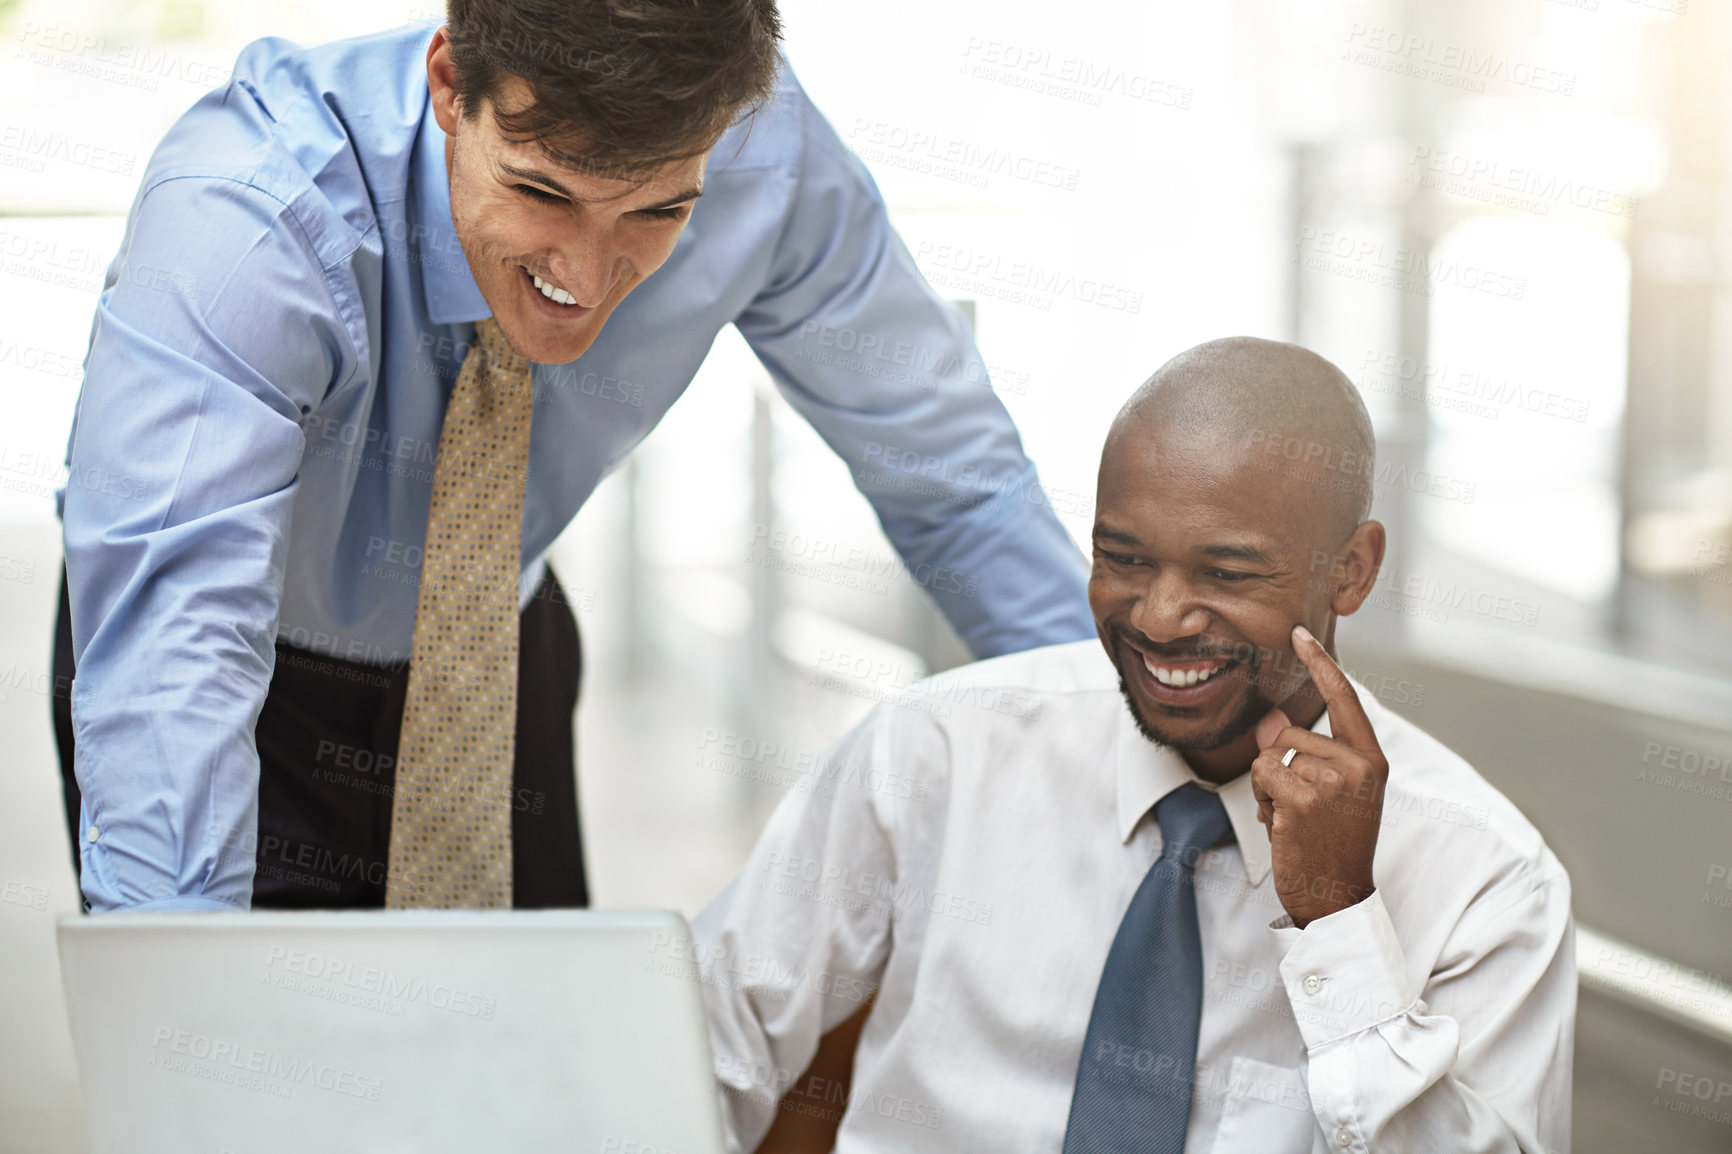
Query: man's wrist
[
  {"left": 1279, "top": 872, "right": 1376, "bottom": 929},
  {"left": 1274, "top": 890, "right": 1416, "bottom": 1048}
]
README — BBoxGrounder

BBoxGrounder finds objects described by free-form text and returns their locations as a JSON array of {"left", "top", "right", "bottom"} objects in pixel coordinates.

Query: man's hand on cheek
[{"left": 1250, "top": 624, "right": 1387, "bottom": 929}]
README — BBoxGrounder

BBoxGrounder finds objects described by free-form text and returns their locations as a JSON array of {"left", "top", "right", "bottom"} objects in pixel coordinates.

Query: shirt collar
[
  {"left": 1113, "top": 691, "right": 1344, "bottom": 888},
  {"left": 409, "top": 85, "right": 490, "bottom": 325}
]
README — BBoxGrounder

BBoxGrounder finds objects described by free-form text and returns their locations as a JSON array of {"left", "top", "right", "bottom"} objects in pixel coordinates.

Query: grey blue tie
[{"left": 1064, "top": 782, "right": 1234, "bottom": 1153}]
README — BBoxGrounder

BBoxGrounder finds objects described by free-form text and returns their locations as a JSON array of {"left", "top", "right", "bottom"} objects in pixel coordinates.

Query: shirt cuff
[
  {"left": 1272, "top": 890, "right": 1418, "bottom": 1049},
  {"left": 95, "top": 895, "right": 245, "bottom": 914}
]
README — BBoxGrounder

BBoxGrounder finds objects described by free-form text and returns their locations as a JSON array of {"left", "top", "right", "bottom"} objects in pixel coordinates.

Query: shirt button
[
  {"left": 86, "top": 825, "right": 101, "bottom": 843},
  {"left": 1303, "top": 973, "right": 1324, "bottom": 996},
  {"left": 1335, "top": 1126, "right": 1353, "bottom": 1147}
]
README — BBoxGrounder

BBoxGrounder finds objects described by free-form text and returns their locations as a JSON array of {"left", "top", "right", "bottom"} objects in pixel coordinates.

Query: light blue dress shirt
[{"left": 58, "top": 22, "right": 1093, "bottom": 912}]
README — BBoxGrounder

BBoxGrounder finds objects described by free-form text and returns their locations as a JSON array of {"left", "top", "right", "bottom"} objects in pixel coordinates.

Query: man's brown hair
[{"left": 445, "top": 0, "right": 783, "bottom": 177}]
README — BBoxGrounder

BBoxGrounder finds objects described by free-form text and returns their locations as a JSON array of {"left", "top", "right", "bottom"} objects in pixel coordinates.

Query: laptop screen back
[{"left": 57, "top": 909, "right": 727, "bottom": 1154}]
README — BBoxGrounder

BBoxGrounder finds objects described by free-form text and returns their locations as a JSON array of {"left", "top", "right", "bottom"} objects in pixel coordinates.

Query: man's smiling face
[
  {"left": 1086, "top": 373, "right": 1383, "bottom": 784},
  {"left": 429, "top": 31, "right": 706, "bottom": 364},
  {"left": 1089, "top": 430, "right": 1327, "bottom": 760}
]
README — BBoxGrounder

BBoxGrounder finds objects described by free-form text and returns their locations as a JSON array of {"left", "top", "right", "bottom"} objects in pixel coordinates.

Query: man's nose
[
  {"left": 545, "top": 241, "right": 614, "bottom": 309},
  {"left": 1128, "top": 571, "right": 1210, "bottom": 644}
]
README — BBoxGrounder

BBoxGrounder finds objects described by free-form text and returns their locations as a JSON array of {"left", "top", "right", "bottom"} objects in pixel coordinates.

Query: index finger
[{"left": 1290, "top": 624, "right": 1377, "bottom": 753}]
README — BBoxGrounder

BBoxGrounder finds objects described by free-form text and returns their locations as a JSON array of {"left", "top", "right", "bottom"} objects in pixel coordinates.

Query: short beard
[{"left": 1117, "top": 671, "right": 1274, "bottom": 755}]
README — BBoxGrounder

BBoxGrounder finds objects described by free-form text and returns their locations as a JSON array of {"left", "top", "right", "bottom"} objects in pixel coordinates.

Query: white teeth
[
  {"left": 531, "top": 272, "right": 579, "bottom": 306},
  {"left": 1142, "top": 657, "right": 1229, "bottom": 688}
]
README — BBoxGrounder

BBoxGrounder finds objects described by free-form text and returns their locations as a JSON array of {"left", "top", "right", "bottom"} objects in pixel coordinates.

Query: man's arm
[
  {"left": 62, "top": 174, "right": 349, "bottom": 911},
  {"left": 732, "top": 80, "right": 1093, "bottom": 660},
  {"left": 754, "top": 994, "right": 875, "bottom": 1154},
  {"left": 1253, "top": 629, "right": 1574, "bottom": 1150},
  {"left": 1275, "top": 878, "right": 1575, "bottom": 1152},
  {"left": 692, "top": 706, "right": 918, "bottom": 1153}
]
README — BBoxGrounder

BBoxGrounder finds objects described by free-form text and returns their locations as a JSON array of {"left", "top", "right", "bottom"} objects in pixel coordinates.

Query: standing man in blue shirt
[{"left": 52, "top": 0, "right": 1093, "bottom": 913}]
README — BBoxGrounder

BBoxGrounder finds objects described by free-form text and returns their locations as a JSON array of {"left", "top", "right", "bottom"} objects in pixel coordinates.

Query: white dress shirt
[{"left": 692, "top": 639, "right": 1574, "bottom": 1153}]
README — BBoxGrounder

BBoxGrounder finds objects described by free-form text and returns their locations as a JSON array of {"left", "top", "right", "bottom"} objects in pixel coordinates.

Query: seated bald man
[{"left": 691, "top": 337, "right": 1574, "bottom": 1153}]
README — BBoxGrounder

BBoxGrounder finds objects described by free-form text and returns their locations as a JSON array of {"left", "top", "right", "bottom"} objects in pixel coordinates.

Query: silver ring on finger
[{"left": 1281, "top": 747, "right": 1298, "bottom": 767}]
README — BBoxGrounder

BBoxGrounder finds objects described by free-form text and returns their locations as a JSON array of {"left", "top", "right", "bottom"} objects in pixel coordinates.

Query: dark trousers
[{"left": 52, "top": 567, "right": 589, "bottom": 910}]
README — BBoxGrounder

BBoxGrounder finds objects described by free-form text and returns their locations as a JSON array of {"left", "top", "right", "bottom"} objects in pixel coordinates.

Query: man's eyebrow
[
  {"left": 1200, "top": 543, "right": 1276, "bottom": 566},
  {"left": 1092, "top": 529, "right": 1276, "bottom": 566},
  {"left": 635, "top": 185, "right": 705, "bottom": 211},
  {"left": 497, "top": 163, "right": 703, "bottom": 210},
  {"left": 1093, "top": 525, "right": 1141, "bottom": 546},
  {"left": 499, "top": 163, "right": 577, "bottom": 199}
]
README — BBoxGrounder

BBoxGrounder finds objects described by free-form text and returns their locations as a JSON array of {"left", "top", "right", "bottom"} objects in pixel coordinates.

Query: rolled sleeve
[{"left": 691, "top": 709, "right": 904, "bottom": 1152}]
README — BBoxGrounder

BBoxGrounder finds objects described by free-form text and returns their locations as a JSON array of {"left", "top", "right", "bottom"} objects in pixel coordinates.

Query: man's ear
[
  {"left": 427, "top": 26, "right": 463, "bottom": 135},
  {"left": 1328, "top": 520, "right": 1386, "bottom": 618}
]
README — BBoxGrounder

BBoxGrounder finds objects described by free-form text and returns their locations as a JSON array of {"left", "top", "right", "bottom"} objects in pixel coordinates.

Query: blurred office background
[{"left": 2, "top": 0, "right": 1731, "bottom": 1149}]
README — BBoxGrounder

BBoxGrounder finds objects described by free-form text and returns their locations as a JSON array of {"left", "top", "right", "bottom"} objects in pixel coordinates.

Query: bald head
[
  {"left": 1088, "top": 337, "right": 1387, "bottom": 773},
  {"left": 1107, "top": 336, "right": 1376, "bottom": 538}
]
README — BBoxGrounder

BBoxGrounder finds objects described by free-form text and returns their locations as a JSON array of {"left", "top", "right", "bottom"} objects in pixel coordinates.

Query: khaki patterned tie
[{"left": 385, "top": 317, "right": 535, "bottom": 909}]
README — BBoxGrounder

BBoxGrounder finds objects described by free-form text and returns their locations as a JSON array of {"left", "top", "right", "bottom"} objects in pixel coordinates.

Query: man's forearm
[{"left": 874, "top": 463, "right": 1093, "bottom": 658}]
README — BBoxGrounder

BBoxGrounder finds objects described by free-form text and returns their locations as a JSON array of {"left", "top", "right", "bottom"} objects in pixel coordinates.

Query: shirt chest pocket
[{"left": 1208, "top": 1057, "right": 1326, "bottom": 1154}]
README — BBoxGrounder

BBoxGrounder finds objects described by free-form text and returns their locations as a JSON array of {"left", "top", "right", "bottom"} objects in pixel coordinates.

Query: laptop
[{"left": 57, "top": 909, "right": 730, "bottom": 1154}]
